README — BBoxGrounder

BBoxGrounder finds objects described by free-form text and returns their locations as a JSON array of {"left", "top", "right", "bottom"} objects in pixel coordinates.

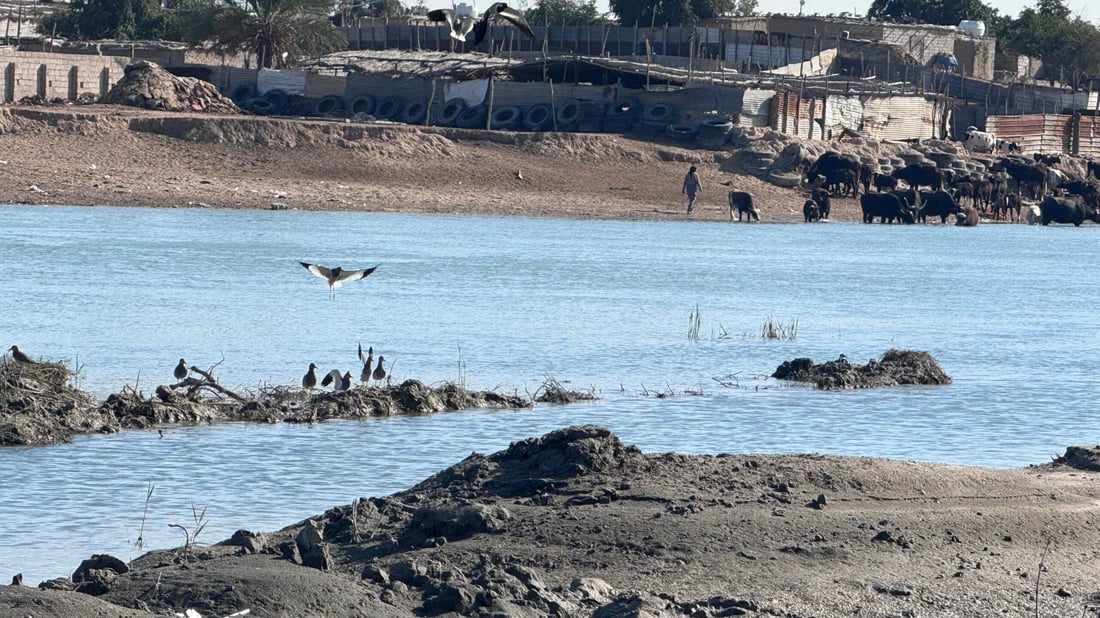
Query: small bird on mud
[
  {"left": 372, "top": 355, "right": 387, "bottom": 384},
  {"left": 302, "top": 363, "right": 318, "bottom": 390},
  {"left": 8, "top": 345, "right": 35, "bottom": 364},
  {"left": 174, "top": 358, "right": 188, "bottom": 381},
  {"left": 360, "top": 345, "right": 374, "bottom": 384},
  {"left": 300, "top": 261, "right": 379, "bottom": 300}
]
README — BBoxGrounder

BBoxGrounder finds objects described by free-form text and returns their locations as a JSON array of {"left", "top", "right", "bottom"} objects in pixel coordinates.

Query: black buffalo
[
  {"left": 803, "top": 199, "right": 820, "bottom": 222},
  {"left": 955, "top": 205, "right": 980, "bottom": 226},
  {"left": 917, "top": 190, "right": 960, "bottom": 223},
  {"left": 805, "top": 151, "right": 860, "bottom": 187},
  {"left": 872, "top": 173, "right": 898, "bottom": 192},
  {"left": 861, "top": 193, "right": 914, "bottom": 224},
  {"left": 892, "top": 163, "right": 943, "bottom": 191},
  {"left": 1039, "top": 195, "right": 1100, "bottom": 226},
  {"left": 811, "top": 187, "right": 831, "bottom": 219},
  {"left": 995, "top": 157, "right": 1047, "bottom": 199},
  {"left": 727, "top": 191, "right": 760, "bottom": 222}
]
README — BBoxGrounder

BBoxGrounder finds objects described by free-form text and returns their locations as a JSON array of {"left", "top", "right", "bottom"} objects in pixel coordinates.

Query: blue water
[{"left": 1, "top": 203, "right": 1098, "bottom": 585}]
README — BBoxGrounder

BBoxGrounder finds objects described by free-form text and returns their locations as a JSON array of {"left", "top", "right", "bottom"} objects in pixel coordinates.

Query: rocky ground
[{"left": 3, "top": 426, "right": 1100, "bottom": 618}]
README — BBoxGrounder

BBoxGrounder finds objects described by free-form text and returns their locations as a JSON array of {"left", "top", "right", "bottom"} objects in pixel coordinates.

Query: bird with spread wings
[{"left": 428, "top": 2, "right": 536, "bottom": 47}]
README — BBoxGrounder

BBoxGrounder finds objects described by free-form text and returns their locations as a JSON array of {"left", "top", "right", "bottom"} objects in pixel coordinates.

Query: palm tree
[{"left": 177, "top": 0, "right": 347, "bottom": 69}]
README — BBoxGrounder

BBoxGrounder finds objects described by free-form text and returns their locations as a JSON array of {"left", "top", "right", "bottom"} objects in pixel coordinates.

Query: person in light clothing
[{"left": 682, "top": 165, "right": 701, "bottom": 213}]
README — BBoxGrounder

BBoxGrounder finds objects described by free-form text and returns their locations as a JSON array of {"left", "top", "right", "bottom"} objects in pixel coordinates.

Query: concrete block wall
[{"left": 0, "top": 49, "right": 130, "bottom": 103}]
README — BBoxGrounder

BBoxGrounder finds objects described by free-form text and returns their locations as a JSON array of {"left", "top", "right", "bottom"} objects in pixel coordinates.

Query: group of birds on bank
[
  {"left": 427, "top": 2, "right": 536, "bottom": 46},
  {"left": 301, "top": 343, "right": 387, "bottom": 393}
]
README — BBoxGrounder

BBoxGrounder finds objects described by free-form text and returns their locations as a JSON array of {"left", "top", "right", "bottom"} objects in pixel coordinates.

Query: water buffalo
[
  {"left": 917, "top": 190, "right": 960, "bottom": 223},
  {"left": 1039, "top": 195, "right": 1100, "bottom": 226},
  {"left": 993, "top": 193, "right": 1022, "bottom": 222},
  {"left": 805, "top": 151, "right": 860, "bottom": 187},
  {"left": 1025, "top": 204, "right": 1042, "bottom": 225},
  {"left": 995, "top": 157, "right": 1047, "bottom": 199},
  {"left": 892, "top": 163, "right": 943, "bottom": 191},
  {"left": 955, "top": 205, "right": 979, "bottom": 226},
  {"left": 861, "top": 193, "right": 914, "bottom": 224},
  {"left": 873, "top": 173, "right": 898, "bottom": 192},
  {"left": 811, "top": 187, "right": 831, "bottom": 219},
  {"left": 727, "top": 191, "right": 760, "bottom": 222},
  {"left": 803, "top": 199, "right": 820, "bottom": 222}
]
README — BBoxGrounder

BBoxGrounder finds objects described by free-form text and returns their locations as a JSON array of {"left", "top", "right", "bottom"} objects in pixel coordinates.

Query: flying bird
[
  {"left": 300, "top": 261, "right": 378, "bottom": 300},
  {"left": 302, "top": 362, "right": 318, "bottom": 390},
  {"left": 471, "top": 2, "right": 536, "bottom": 46},
  {"left": 427, "top": 4, "right": 478, "bottom": 42},
  {"left": 174, "top": 358, "right": 188, "bottom": 381},
  {"left": 8, "top": 345, "right": 35, "bottom": 364}
]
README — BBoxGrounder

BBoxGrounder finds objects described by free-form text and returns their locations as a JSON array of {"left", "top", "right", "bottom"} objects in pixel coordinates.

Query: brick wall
[{"left": 0, "top": 49, "right": 130, "bottom": 103}]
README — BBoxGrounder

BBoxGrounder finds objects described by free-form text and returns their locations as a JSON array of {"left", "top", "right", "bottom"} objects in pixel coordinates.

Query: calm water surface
[{"left": 1, "top": 203, "right": 1098, "bottom": 584}]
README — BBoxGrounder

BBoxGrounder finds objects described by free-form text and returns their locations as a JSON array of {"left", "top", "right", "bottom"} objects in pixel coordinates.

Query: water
[{"left": 1, "top": 203, "right": 1098, "bottom": 585}]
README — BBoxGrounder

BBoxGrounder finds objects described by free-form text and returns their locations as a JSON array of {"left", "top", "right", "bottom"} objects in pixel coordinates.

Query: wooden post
[
  {"left": 549, "top": 79, "right": 558, "bottom": 132},
  {"left": 486, "top": 77, "right": 494, "bottom": 130},
  {"left": 425, "top": 79, "right": 436, "bottom": 127}
]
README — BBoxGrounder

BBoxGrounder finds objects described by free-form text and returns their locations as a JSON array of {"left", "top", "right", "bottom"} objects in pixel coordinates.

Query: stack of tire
[
  {"left": 696, "top": 116, "right": 733, "bottom": 148},
  {"left": 231, "top": 83, "right": 291, "bottom": 117},
  {"left": 639, "top": 103, "right": 675, "bottom": 135},
  {"left": 740, "top": 149, "right": 777, "bottom": 177}
]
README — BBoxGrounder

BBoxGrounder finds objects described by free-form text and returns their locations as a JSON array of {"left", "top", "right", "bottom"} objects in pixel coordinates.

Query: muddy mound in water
[
  {"left": 772, "top": 349, "right": 951, "bottom": 390},
  {"left": 1053, "top": 445, "right": 1100, "bottom": 471},
  {"left": 101, "top": 60, "right": 239, "bottom": 113},
  {"left": 413, "top": 425, "right": 644, "bottom": 498},
  {"left": 0, "top": 358, "right": 107, "bottom": 445}
]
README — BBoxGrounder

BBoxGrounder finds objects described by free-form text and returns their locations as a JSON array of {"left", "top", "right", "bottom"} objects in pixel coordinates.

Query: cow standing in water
[{"left": 721, "top": 182, "right": 760, "bottom": 221}]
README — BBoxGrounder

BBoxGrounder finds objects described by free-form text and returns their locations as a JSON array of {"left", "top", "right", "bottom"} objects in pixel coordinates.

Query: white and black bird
[
  {"left": 359, "top": 344, "right": 374, "bottom": 384},
  {"left": 321, "top": 369, "right": 346, "bottom": 390},
  {"left": 471, "top": 2, "right": 536, "bottom": 46},
  {"left": 300, "top": 261, "right": 378, "bottom": 300},
  {"left": 427, "top": 3, "right": 479, "bottom": 42}
]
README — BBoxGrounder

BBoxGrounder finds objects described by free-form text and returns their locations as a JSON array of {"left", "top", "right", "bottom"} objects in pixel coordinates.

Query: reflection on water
[{"left": 1, "top": 204, "right": 1098, "bottom": 584}]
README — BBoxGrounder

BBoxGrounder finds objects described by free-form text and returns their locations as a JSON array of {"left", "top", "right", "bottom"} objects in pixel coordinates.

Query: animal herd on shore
[{"left": 722, "top": 139, "right": 1100, "bottom": 227}]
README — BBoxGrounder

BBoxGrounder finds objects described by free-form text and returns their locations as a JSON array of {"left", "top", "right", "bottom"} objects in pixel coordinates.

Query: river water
[{"left": 1, "top": 203, "right": 1098, "bottom": 585}]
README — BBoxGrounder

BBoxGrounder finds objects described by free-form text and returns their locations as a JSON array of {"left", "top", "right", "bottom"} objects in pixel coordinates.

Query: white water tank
[{"left": 959, "top": 20, "right": 986, "bottom": 37}]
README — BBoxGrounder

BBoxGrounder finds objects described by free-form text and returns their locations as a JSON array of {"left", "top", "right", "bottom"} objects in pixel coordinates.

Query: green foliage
[
  {"left": 865, "top": 0, "right": 998, "bottom": 27},
  {"left": 610, "top": 0, "right": 735, "bottom": 27},
  {"left": 732, "top": 0, "right": 757, "bottom": 16},
  {"left": 526, "top": 0, "right": 606, "bottom": 27},
  {"left": 176, "top": 0, "right": 347, "bottom": 68},
  {"left": 36, "top": 0, "right": 174, "bottom": 40},
  {"left": 999, "top": 0, "right": 1100, "bottom": 88}
]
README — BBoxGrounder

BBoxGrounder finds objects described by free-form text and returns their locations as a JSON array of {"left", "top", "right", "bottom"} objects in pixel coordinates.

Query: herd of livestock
[{"left": 782, "top": 145, "right": 1100, "bottom": 226}]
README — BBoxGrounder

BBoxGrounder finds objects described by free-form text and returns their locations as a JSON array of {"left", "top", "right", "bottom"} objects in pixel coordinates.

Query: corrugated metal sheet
[
  {"left": 861, "top": 96, "right": 940, "bottom": 141},
  {"left": 724, "top": 44, "right": 810, "bottom": 70},
  {"left": 739, "top": 88, "right": 772, "bottom": 128},
  {"left": 257, "top": 68, "right": 307, "bottom": 95},
  {"left": 774, "top": 90, "right": 824, "bottom": 140},
  {"left": 304, "top": 73, "right": 346, "bottom": 97},
  {"left": 987, "top": 114, "right": 1069, "bottom": 154}
]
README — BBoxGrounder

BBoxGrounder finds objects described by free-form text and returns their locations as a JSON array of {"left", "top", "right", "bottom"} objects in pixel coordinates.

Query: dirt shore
[
  {"left": 2, "top": 426, "right": 1100, "bottom": 618},
  {"left": 0, "top": 104, "right": 841, "bottom": 222}
]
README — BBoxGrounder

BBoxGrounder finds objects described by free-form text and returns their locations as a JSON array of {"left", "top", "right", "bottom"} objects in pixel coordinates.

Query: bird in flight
[
  {"left": 471, "top": 2, "right": 536, "bottom": 46},
  {"left": 300, "top": 262, "right": 378, "bottom": 300},
  {"left": 428, "top": 2, "right": 535, "bottom": 46}
]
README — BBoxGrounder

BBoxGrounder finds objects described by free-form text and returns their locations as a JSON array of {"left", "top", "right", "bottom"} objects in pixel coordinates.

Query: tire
[
  {"left": 456, "top": 104, "right": 488, "bottom": 128},
  {"left": 603, "top": 98, "right": 639, "bottom": 132},
  {"left": 643, "top": 103, "right": 675, "bottom": 123},
  {"left": 439, "top": 99, "right": 466, "bottom": 126},
  {"left": 666, "top": 123, "right": 698, "bottom": 141},
  {"left": 556, "top": 99, "right": 581, "bottom": 127},
  {"left": 230, "top": 82, "right": 257, "bottom": 105},
  {"left": 348, "top": 95, "right": 376, "bottom": 116},
  {"left": 245, "top": 97, "right": 277, "bottom": 115},
  {"left": 400, "top": 101, "right": 427, "bottom": 125},
  {"left": 490, "top": 105, "right": 523, "bottom": 130},
  {"left": 523, "top": 103, "right": 553, "bottom": 131},
  {"left": 313, "top": 95, "right": 345, "bottom": 116},
  {"left": 375, "top": 95, "right": 403, "bottom": 120},
  {"left": 262, "top": 89, "right": 289, "bottom": 115}
]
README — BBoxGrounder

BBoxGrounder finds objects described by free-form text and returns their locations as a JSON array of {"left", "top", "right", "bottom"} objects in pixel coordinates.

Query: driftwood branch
[{"left": 173, "top": 365, "right": 247, "bottom": 402}]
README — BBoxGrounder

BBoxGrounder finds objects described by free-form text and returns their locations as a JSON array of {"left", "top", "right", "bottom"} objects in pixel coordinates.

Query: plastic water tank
[{"left": 959, "top": 20, "right": 986, "bottom": 37}]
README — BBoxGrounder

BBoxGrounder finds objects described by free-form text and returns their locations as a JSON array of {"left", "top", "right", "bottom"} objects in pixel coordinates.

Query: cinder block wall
[{"left": 0, "top": 49, "right": 130, "bottom": 103}]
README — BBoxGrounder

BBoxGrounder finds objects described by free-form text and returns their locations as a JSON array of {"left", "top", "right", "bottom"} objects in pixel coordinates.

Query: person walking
[{"left": 682, "top": 165, "right": 702, "bottom": 214}]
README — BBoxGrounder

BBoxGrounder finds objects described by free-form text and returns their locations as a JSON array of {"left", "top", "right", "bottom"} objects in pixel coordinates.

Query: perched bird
[
  {"left": 360, "top": 345, "right": 374, "bottom": 384},
  {"left": 174, "top": 358, "right": 188, "bottom": 381},
  {"left": 321, "top": 369, "right": 343, "bottom": 389},
  {"left": 471, "top": 2, "right": 536, "bottom": 46},
  {"left": 302, "top": 363, "right": 318, "bottom": 390},
  {"left": 300, "top": 261, "right": 379, "bottom": 300},
  {"left": 427, "top": 3, "right": 478, "bottom": 42},
  {"left": 372, "top": 355, "right": 387, "bottom": 384},
  {"left": 8, "top": 345, "right": 35, "bottom": 364},
  {"left": 340, "top": 371, "right": 353, "bottom": 391}
]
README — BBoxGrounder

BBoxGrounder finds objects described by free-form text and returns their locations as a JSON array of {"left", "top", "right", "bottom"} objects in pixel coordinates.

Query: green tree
[
  {"left": 610, "top": 0, "right": 734, "bottom": 27},
  {"left": 526, "top": 0, "right": 605, "bottom": 27},
  {"left": 865, "top": 0, "right": 998, "bottom": 26},
  {"left": 37, "top": 0, "right": 173, "bottom": 40},
  {"left": 1000, "top": 0, "right": 1100, "bottom": 88},
  {"left": 176, "top": 0, "right": 347, "bottom": 68},
  {"left": 732, "top": 0, "right": 757, "bottom": 16}
]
